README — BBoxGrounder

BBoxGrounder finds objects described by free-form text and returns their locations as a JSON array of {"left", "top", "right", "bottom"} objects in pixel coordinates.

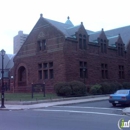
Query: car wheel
[{"left": 112, "top": 103, "right": 116, "bottom": 107}]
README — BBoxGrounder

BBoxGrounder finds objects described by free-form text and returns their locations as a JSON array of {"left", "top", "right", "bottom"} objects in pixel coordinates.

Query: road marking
[
  {"left": 53, "top": 106, "right": 122, "bottom": 110},
  {"left": 34, "top": 109, "right": 124, "bottom": 116}
]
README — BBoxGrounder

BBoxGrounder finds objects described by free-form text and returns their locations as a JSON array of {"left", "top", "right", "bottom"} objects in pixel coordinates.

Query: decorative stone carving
[{"left": 38, "top": 32, "right": 45, "bottom": 39}]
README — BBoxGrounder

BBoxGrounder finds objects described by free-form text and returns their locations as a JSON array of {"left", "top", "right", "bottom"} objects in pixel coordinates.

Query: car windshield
[{"left": 115, "top": 90, "right": 129, "bottom": 94}]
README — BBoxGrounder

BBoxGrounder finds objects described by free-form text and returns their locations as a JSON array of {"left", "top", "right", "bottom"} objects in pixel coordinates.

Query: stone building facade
[{"left": 12, "top": 14, "right": 130, "bottom": 92}]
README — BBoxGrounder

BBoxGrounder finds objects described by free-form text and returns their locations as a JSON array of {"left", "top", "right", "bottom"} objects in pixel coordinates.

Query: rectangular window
[
  {"left": 104, "top": 44, "right": 107, "bottom": 53},
  {"left": 38, "top": 62, "right": 54, "bottom": 80},
  {"left": 49, "top": 69, "right": 54, "bottom": 79},
  {"left": 101, "top": 63, "right": 108, "bottom": 79},
  {"left": 49, "top": 62, "right": 53, "bottom": 68},
  {"left": 44, "top": 70, "right": 48, "bottom": 79},
  {"left": 37, "top": 39, "right": 46, "bottom": 51},
  {"left": 42, "top": 40, "right": 46, "bottom": 50},
  {"left": 80, "top": 68, "right": 83, "bottom": 78},
  {"left": 38, "top": 41, "right": 42, "bottom": 51},
  {"left": 118, "top": 44, "right": 123, "bottom": 56},
  {"left": 38, "top": 70, "right": 42, "bottom": 79},
  {"left": 44, "top": 63, "right": 48, "bottom": 68},
  {"left": 101, "top": 43, "right": 103, "bottom": 53},
  {"left": 119, "top": 65, "right": 124, "bottom": 79},
  {"left": 79, "top": 38, "right": 82, "bottom": 49},
  {"left": 38, "top": 63, "right": 42, "bottom": 69},
  {"left": 80, "top": 61, "right": 83, "bottom": 67},
  {"left": 83, "top": 39, "right": 87, "bottom": 50}
]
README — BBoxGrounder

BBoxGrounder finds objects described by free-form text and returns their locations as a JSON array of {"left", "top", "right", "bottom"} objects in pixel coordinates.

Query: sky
[{"left": 0, "top": 0, "right": 130, "bottom": 54}]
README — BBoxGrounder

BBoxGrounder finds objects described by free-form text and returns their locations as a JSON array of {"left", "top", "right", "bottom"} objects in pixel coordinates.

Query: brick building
[{"left": 12, "top": 14, "right": 130, "bottom": 92}]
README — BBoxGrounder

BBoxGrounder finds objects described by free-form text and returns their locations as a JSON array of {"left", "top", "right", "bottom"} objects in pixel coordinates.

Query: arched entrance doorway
[{"left": 18, "top": 66, "right": 26, "bottom": 86}]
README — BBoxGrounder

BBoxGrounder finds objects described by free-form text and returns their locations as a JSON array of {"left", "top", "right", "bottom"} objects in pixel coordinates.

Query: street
[{"left": 0, "top": 100, "right": 129, "bottom": 130}]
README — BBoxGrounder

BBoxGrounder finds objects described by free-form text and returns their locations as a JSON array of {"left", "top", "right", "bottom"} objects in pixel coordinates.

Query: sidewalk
[
  {"left": 122, "top": 107, "right": 130, "bottom": 115},
  {"left": 0, "top": 95, "right": 109, "bottom": 110}
]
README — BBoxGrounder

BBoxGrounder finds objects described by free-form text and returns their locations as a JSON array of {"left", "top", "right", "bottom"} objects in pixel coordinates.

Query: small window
[
  {"left": 44, "top": 70, "right": 48, "bottom": 79},
  {"left": 49, "top": 69, "right": 54, "bottom": 79},
  {"left": 44, "top": 63, "right": 48, "bottom": 68},
  {"left": 101, "top": 63, "right": 108, "bottom": 79},
  {"left": 79, "top": 34, "right": 82, "bottom": 37},
  {"left": 38, "top": 41, "right": 42, "bottom": 51},
  {"left": 38, "top": 70, "right": 42, "bottom": 79},
  {"left": 80, "top": 61, "right": 83, "bottom": 67},
  {"left": 80, "top": 68, "right": 83, "bottom": 78},
  {"left": 83, "top": 39, "right": 87, "bottom": 50},
  {"left": 38, "top": 63, "right": 42, "bottom": 69},
  {"left": 83, "top": 35, "right": 86, "bottom": 38},
  {"left": 42, "top": 40, "right": 46, "bottom": 50},
  {"left": 49, "top": 62, "right": 53, "bottom": 68},
  {"left": 79, "top": 38, "right": 82, "bottom": 49}
]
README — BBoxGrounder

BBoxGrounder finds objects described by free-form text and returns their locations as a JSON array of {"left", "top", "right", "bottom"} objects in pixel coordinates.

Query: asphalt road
[{"left": 0, "top": 100, "right": 129, "bottom": 130}]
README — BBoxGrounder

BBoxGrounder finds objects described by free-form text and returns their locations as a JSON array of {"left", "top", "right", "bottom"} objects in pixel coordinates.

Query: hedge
[{"left": 54, "top": 81, "right": 87, "bottom": 97}]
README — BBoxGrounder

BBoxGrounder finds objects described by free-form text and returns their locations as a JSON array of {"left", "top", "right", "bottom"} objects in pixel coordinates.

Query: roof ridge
[
  {"left": 107, "top": 35, "right": 119, "bottom": 39},
  {"left": 67, "top": 25, "right": 80, "bottom": 29},
  {"left": 105, "top": 25, "right": 130, "bottom": 32},
  {"left": 45, "top": 18, "right": 65, "bottom": 25}
]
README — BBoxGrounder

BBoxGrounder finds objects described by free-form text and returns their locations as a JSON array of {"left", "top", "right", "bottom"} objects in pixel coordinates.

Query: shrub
[
  {"left": 89, "top": 84, "right": 102, "bottom": 95},
  {"left": 109, "top": 82, "right": 123, "bottom": 93},
  {"left": 100, "top": 82, "right": 111, "bottom": 94},
  {"left": 70, "top": 81, "right": 87, "bottom": 96},
  {"left": 54, "top": 82, "right": 72, "bottom": 96},
  {"left": 54, "top": 81, "right": 87, "bottom": 97},
  {"left": 122, "top": 82, "right": 130, "bottom": 89},
  {"left": 114, "top": 82, "right": 123, "bottom": 90}
]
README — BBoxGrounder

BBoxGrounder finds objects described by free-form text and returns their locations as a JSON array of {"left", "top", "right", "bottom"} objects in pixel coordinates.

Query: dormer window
[
  {"left": 100, "top": 39, "right": 107, "bottom": 53},
  {"left": 118, "top": 43, "right": 123, "bottom": 56},
  {"left": 79, "top": 34, "right": 87, "bottom": 50}
]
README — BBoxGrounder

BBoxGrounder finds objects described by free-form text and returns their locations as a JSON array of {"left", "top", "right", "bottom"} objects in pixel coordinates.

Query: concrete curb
[
  {"left": 0, "top": 95, "right": 109, "bottom": 111},
  {"left": 4, "top": 94, "right": 109, "bottom": 105}
]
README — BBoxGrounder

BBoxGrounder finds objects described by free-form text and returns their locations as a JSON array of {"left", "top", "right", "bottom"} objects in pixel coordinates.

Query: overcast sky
[{"left": 0, "top": 0, "right": 130, "bottom": 54}]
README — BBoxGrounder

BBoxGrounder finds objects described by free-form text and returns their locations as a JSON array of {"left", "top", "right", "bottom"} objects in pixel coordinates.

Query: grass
[{"left": 4, "top": 92, "right": 59, "bottom": 101}]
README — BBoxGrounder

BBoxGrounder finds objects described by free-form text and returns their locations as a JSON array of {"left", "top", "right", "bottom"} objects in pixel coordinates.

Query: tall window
[
  {"left": 37, "top": 39, "right": 46, "bottom": 51},
  {"left": 38, "top": 62, "right": 54, "bottom": 80},
  {"left": 79, "top": 34, "right": 87, "bottom": 50},
  {"left": 100, "top": 39, "right": 107, "bottom": 53},
  {"left": 79, "top": 61, "right": 87, "bottom": 78},
  {"left": 119, "top": 65, "right": 124, "bottom": 79},
  {"left": 101, "top": 63, "right": 108, "bottom": 79},
  {"left": 118, "top": 43, "right": 123, "bottom": 56}
]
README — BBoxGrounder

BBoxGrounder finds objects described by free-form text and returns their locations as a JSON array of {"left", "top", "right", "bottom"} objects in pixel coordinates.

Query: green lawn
[{"left": 4, "top": 92, "right": 59, "bottom": 101}]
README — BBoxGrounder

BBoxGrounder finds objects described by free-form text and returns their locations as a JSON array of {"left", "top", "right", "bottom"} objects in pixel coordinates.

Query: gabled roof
[
  {"left": 0, "top": 54, "right": 15, "bottom": 70},
  {"left": 105, "top": 25, "right": 130, "bottom": 45},
  {"left": 107, "top": 35, "right": 119, "bottom": 47},
  {"left": 45, "top": 18, "right": 94, "bottom": 38},
  {"left": 89, "top": 31, "right": 101, "bottom": 42}
]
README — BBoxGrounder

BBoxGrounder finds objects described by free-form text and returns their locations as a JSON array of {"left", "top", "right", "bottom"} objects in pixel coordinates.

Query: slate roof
[
  {"left": 8, "top": 16, "right": 130, "bottom": 71},
  {"left": 45, "top": 18, "right": 94, "bottom": 38},
  {"left": 89, "top": 31, "right": 101, "bottom": 42},
  {"left": 105, "top": 25, "right": 130, "bottom": 45},
  {"left": 107, "top": 35, "right": 119, "bottom": 47},
  {"left": 0, "top": 54, "right": 15, "bottom": 70},
  {"left": 65, "top": 17, "right": 74, "bottom": 27}
]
